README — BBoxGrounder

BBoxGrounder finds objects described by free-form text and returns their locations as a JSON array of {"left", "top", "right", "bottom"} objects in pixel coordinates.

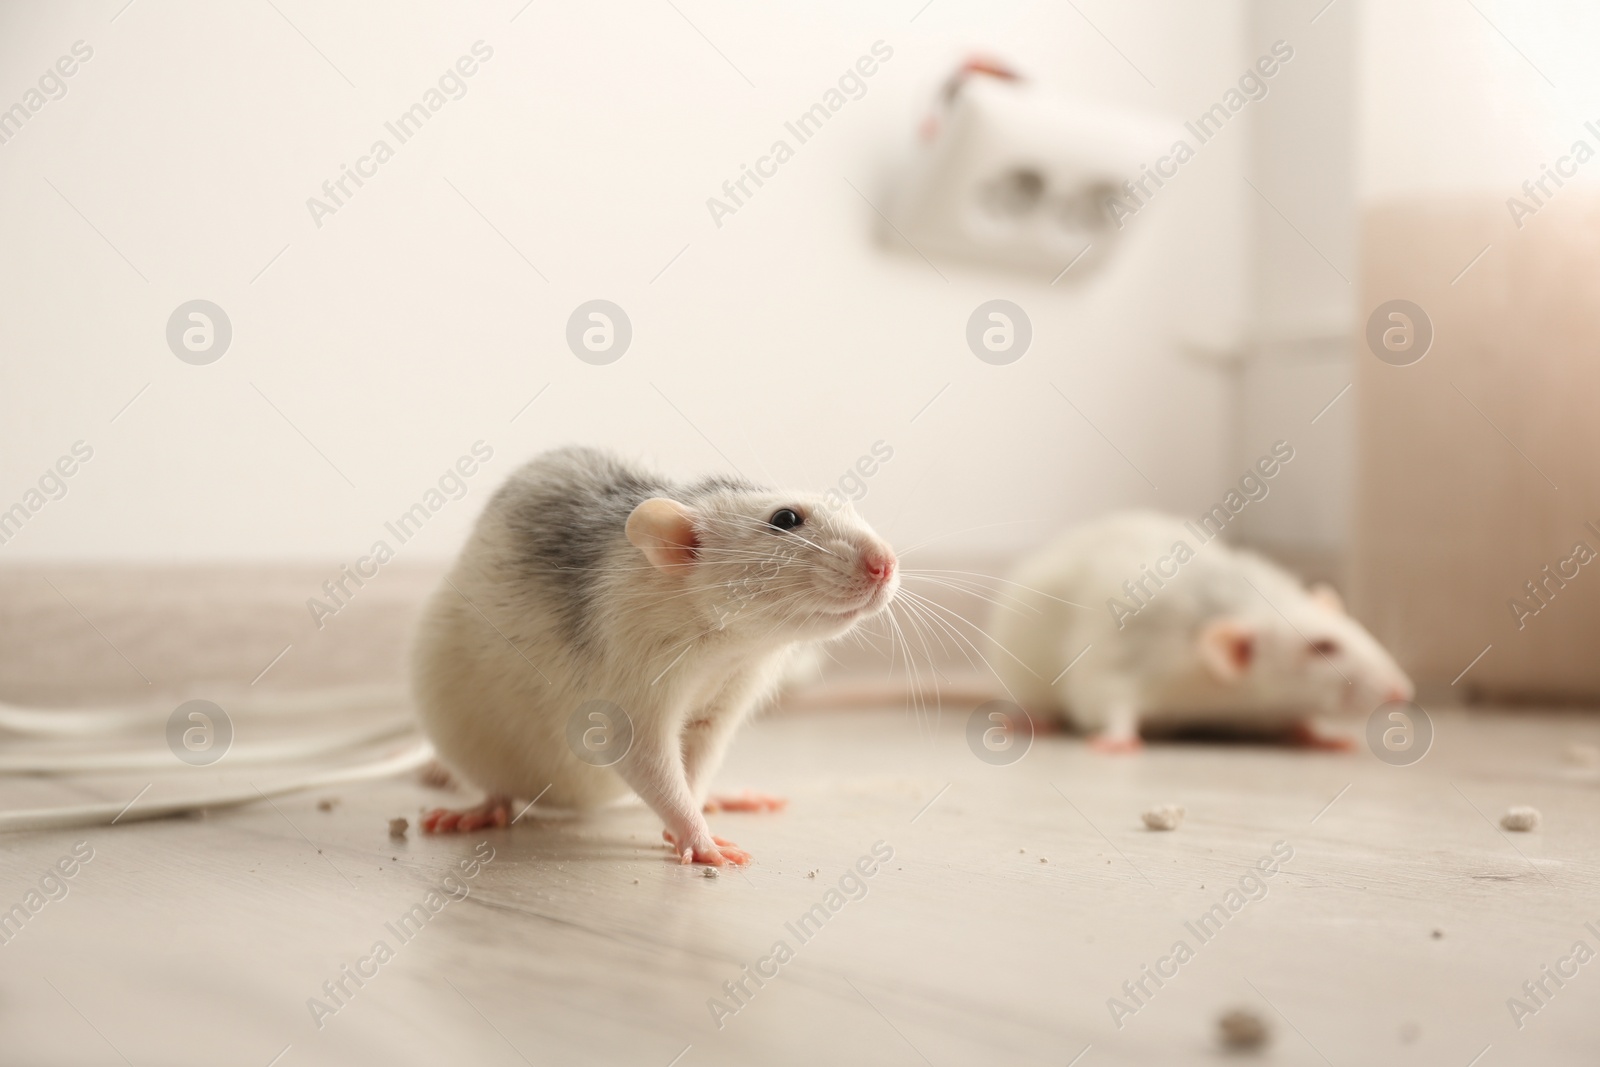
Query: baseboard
[
  {"left": 0, "top": 563, "right": 444, "bottom": 705},
  {"left": 0, "top": 554, "right": 1014, "bottom": 705}
]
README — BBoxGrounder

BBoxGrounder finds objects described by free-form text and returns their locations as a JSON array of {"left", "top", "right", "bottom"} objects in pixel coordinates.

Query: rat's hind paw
[
  {"left": 1288, "top": 721, "right": 1355, "bottom": 751},
  {"left": 422, "top": 796, "right": 512, "bottom": 833},
  {"left": 703, "top": 790, "right": 788, "bottom": 813},
  {"left": 1089, "top": 733, "right": 1145, "bottom": 754}
]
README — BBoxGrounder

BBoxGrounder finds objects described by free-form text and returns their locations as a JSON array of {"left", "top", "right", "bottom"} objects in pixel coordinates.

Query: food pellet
[
  {"left": 1501, "top": 806, "right": 1540, "bottom": 832},
  {"left": 388, "top": 817, "right": 409, "bottom": 839},
  {"left": 1142, "top": 803, "right": 1185, "bottom": 831},
  {"left": 1218, "top": 1008, "right": 1269, "bottom": 1049},
  {"left": 703, "top": 867, "right": 720, "bottom": 879}
]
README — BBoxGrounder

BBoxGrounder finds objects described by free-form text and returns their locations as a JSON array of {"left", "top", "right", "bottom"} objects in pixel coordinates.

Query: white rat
[
  {"left": 410, "top": 447, "right": 898, "bottom": 865},
  {"left": 990, "top": 511, "right": 1412, "bottom": 751}
]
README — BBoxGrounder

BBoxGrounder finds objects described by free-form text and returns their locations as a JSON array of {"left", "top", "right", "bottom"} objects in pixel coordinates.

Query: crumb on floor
[
  {"left": 1500, "top": 806, "right": 1540, "bottom": 832},
  {"left": 1218, "top": 1007, "right": 1269, "bottom": 1049},
  {"left": 1142, "top": 803, "right": 1185, "bottom": 831}
]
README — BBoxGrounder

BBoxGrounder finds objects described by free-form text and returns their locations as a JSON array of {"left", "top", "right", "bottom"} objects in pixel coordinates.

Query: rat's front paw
[{"left": 662, "top": 828, "right": 752, "bottom": 866}]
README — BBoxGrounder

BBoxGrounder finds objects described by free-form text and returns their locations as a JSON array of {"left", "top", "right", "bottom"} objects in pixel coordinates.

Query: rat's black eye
[
  {"left": 767, "top": 508, "right": 803, "bottom": 532},
  {"left": 1310, "top": 638, "right": 1340, "bottom": 657}
]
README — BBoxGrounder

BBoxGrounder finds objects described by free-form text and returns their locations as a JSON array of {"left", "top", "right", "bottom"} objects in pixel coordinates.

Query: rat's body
[
  {"left": 991, "top": 511, "right": 1412, "bottom": 750},
  {"left": 411, "top": 447, "right": 897, "bottom": 864}
]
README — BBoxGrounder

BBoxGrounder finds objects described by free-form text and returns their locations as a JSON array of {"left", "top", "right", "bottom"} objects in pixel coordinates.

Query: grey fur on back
[{"left": 490, "top": 446, "right": 761, "bottom": 649}]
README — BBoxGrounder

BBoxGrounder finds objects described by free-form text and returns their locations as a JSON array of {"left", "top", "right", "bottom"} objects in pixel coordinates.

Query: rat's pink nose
[
  {"left": 861, "top": 548, "right": 896, "bottom": 585},
  {"left": 1383, "top": 684, "right": 1412, "bottom": 704}
]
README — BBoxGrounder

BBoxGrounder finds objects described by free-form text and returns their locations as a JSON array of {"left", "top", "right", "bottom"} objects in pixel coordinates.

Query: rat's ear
[
  {"left": 1198, "top": 617, "right": 1256, "bottom": 682},
  {"left": 1309, "top": 582, "right": 1345, "bottom": 614},
  {"left": 626, "top": 498, "right": 699, "bottom": 572}
]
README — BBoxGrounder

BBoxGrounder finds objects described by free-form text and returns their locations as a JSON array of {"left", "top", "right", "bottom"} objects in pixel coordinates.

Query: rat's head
[
  {"left": 1195, "top": 583, "right": 1414, "bottom": 717},
  {"left": 625, "top": 485, "right": 898, "bottom": 642}
]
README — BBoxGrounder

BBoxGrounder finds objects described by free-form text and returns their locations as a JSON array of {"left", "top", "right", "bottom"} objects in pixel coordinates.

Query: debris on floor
[
  {"left": 1142, "top": 803, "right": 1185, "bottom": 831},
  {"left": 388, "top": 817, "right": 409, "bottom": 839},
  {"left": 1500, "top": 806, "right": 1540, "bottom": 832},
  {"left": 419, "top": 761, "right": 456, "bottom": 790},
  {"left": 703, "top": 867, "right": 719, "bottom": 879},
  {"left": 1218, "top": 1007, "right": 1269, "bottom": 1050},
  {"left": 316, "top": 798, "right": 338, "bottom": 812},
  {"left": 1563, "top": 742, "right": 1600, "bottom": 767}
]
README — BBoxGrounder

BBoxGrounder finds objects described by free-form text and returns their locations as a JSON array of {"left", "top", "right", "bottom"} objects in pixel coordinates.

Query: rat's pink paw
[
  {"left": 1030, "top": 715, "right": 1065, "bottom": 735},
  {"left": 422, "top": 796, "right": 511, "bottom": 834},
  {"left": 663, "top": 829, "right": 753, "bottom": 866},
  {"left": 703, "top": 836, "right": 753, "bottom": 866},
  {"left": 703, "top": 790, "right": 788, "bottom": 813},
  {"left": 1089, "top": 734, "right": 1144, "bottom": 754},
  {"left": 1289, "top": 722, "right": 1355, "bottom": 751}
]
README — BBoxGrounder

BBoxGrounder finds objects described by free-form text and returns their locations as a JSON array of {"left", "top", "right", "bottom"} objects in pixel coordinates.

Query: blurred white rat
[
  {"left": 990, "top": 511, "right": 1412, "bottom": 752},
  {"left": 411, "top": 447, "right": 898, "bottom": 865}
]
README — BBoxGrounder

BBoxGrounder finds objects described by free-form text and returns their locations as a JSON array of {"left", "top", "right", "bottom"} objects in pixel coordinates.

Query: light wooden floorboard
[{"left": 1, "top": 704, "right": 1598, "bottom": 1066}]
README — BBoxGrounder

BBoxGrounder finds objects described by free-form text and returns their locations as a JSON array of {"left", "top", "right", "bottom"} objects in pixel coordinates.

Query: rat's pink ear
[
  {"left": 626, "top": 498, "right": 699, "bottom": 572},
  {"left": 1309, "top": 582, "right": 1345, "bottom": 614},
  {"left": 1198, "top": 617, "right": 1256, "bottom": 682}
]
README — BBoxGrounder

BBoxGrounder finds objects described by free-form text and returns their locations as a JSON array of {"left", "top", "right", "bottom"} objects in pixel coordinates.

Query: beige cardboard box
[{"left": 1353, "top": 194, "right": 1600, "bottom": 701}]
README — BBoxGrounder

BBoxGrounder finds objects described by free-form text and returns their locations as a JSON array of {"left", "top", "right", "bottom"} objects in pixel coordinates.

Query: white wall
[
  {"left": 1231, "top": 0, "right": 1358, "bottom": 573},
  {"left": 0, "top": 0, "right": 1254, "bottom": 564},
  {"left": 1359, "top": 0, "right": 1600, "bottom": 200}
]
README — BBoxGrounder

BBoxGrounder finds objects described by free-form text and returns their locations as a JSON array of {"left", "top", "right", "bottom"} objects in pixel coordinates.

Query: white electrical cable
[
  {"left": 0, "top": 718, "right": 417, "bottom": 774},
  {"left": 0, "top": 702, "right": 182, "bottom": 738},
  {"left": 0, "top": 684, "right": 409, "bottom": 738},
  {"left": 0, "top": 736, "right": 434, "bottom": 833}
]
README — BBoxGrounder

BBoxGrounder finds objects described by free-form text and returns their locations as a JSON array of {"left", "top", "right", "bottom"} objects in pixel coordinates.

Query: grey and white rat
[
  {"left": 990, "top": 511, "right": 1412, "bottom": 751},
  {"left": 410, "top": 447, "right": 899, "bottom": 865}
]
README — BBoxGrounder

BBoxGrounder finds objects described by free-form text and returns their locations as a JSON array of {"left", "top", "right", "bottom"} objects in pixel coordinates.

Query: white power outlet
[{"left": 890, "top": 76, "right": 1176, "bottom": 280}]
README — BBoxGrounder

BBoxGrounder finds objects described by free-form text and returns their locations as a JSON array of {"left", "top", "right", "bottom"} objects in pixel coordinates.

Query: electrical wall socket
[{"left": 890, "top": 77, "right": 1176, "bottom": 279}]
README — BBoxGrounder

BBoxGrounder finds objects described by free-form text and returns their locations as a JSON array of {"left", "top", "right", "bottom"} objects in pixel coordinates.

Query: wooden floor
[{"left": 2, "top": 701, "right": 1598, "bottom": 1066}]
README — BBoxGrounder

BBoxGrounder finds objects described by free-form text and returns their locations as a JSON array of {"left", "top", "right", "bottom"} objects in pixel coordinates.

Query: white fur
[
  {"left": 410, "top": 449, "right": 897, "bottom": 860},
  {"left": 990, "top": 511, "right": 1413, "bottom": 739}
]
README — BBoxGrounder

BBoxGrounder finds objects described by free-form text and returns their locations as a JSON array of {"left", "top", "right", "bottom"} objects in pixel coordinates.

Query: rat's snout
[
  {"left": 860, "top": 545, "right": 897, "bottom": 586},
  {"left": 1383, "top": 680, "right": 1415, "bottom": 704}
]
